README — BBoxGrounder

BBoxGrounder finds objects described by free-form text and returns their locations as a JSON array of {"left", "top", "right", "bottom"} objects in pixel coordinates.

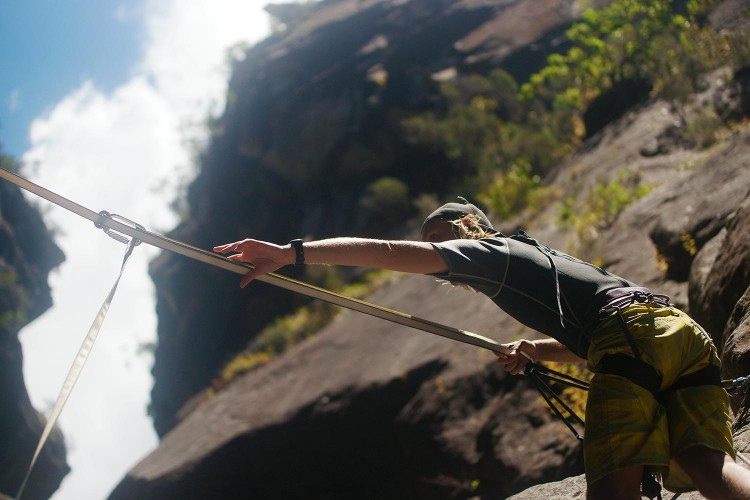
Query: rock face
[
  {"left": 0, "top": 178, "right": 68, "bottom": 498},
  {"left": 123, "top": 119, "right": 750, "bottom": 500},
  {"left": 113, "top": 0, "right": 750, "bottom": 498},
  {"left": 113, "top": 271, "right": 583, "bottom": 499},
  {"left": 148, "top": 0, "right": 591, "bottom": 438},
  {"left": 696, "top": 195, "right": 750, "bottom": 378}
]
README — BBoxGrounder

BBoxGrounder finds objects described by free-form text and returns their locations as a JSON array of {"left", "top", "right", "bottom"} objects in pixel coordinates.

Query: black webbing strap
[
  {"left": 596, "top": 353, "right": 722, "bottom": 397},
  {"left": 596, "top": 353, "right": 662, "bottom": 394},
  {"left": 524, "top": 363, "right": 586, "bottom": 440},
  {"left": 670, "top": 363, "right": 722, "bottom": 391}
]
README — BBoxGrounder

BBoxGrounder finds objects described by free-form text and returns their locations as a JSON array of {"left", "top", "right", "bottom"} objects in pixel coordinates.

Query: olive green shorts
[{"left": 584, "top": 303, "right": 734, "bottom": 492}]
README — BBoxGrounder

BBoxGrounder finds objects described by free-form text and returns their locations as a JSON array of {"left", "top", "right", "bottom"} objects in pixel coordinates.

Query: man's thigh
[
  {"left": 584, "top": 373, "right": 669, "bottom": 485},
  {"left": 586, "top": 465, "right": 643, "bottom": 500}
]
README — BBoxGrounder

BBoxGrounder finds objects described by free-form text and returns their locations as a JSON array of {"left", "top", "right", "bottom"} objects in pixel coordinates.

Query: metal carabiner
[{"left": 95, "top": 211, "right": 144, "bottom": 246}]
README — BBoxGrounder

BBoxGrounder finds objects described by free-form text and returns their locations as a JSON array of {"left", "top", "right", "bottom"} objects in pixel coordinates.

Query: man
[{"left": 214, "top": 200, "right": 750, "bottom": 499}]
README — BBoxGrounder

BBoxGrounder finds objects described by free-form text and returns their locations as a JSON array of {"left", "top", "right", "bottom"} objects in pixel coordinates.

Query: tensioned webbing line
[{"left": 0, "top": 167, "right": 511, "bottom": 356}]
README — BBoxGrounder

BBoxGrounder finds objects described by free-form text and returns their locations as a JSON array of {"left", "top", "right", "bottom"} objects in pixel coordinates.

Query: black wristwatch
[{"left": 290, "top": 239, "right": 305, "bottom": 267}]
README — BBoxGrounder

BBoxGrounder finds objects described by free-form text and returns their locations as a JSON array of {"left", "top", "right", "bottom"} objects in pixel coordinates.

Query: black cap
[{"left": 421, "top": 197, "right": 495, "bottom": 234}]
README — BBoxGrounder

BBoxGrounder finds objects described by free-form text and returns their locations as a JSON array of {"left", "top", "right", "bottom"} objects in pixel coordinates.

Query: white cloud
[
  {"left": 19, "top": 1, "right": 271, "bottom": 499},
  {"left": 140, "top": 0, "right": 271, "bottom": 131},
  {"left": 25, "top": 78, "right": 183, "bottom": 227}
]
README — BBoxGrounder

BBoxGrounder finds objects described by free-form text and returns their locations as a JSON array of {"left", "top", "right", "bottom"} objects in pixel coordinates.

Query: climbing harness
[{"left": 597, "top": 287, "right": 673, "bottom": 360}]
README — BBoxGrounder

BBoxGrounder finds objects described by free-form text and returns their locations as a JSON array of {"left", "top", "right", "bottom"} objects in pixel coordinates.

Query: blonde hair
[
  {"left": 441, "top": 214, "right": 497, "bottom": 292},
  {"left": 450, "top": 214, "right": 495, "bottom": 240}
]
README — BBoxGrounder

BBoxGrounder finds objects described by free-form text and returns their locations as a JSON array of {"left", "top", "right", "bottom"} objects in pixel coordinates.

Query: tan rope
[{"left": 0, "top": 167, "right": 511, "bottom": 355}]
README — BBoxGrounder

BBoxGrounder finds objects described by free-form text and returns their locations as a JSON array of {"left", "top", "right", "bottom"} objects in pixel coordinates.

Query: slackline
[{"left": 0, "top": 167, "right": 511, "bottom": 355}]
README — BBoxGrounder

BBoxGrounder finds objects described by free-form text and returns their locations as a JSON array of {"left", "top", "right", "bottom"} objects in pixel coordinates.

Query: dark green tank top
[{"left": 431, "top": 234, "right": 636, "bottom": 357}]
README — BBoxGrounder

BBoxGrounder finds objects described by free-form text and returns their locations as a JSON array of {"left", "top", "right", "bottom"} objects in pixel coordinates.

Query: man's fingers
[
  {"left": 503, "top": 361, "right": 522, "bottom": 375},
  {"left": 214, "top": 241, "right": 246, "bottom": 253},
  {"left": 213, "top": 240, "right": 278, "bottom": 288},
  {"left": 213, "top": 243, "right": 234, "bottom": 253}
]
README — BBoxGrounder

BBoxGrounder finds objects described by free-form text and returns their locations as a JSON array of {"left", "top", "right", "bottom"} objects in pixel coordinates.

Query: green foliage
[
  {"left": 679, "top": 18, "right": 750, "bottom": 84},
  {"left": 254, "top": 270, "right": 389, "bottom": 355},
  {"left": 558, "top": 170, "right": 652, "bottom": 251},
  {"left": 542, "top": 361, "right": 592, "bottom": 423},
  {"left": 403, "top": 92, "right": 506, "bottom": 179},
  {"left": 411, "top": 192, "right": 441, "bottom": 226},
  {"left": 362, "top": 177, "right": 409, "bottom": 212},
  {"left": 522, "top": 1, "right": 688, "bottom": 130},
  {"left": 220, "top": 351, "right": 275, "bottom": 383},
  {"left": 361, "top": 177, "right": 411, "bottom": 232},
  {"left": 402, "top": 69, "right": 568, "bottom": 199},
  {"left": 402, "top": 0, "right": 747, "bottom": 226},
  {"left": 254, "top": 301, "right": 337, "bottom": 355},
  {"left": 478, "top": 160, "right": 542, "bottom": 220},
  {"left": 520, "top": 0, "right": 749, "bottom": 132}
]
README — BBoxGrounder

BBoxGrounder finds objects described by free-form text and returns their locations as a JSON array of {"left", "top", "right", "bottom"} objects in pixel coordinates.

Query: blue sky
[
  {"left": 0, "top": 2, "right": 273, "bottom": 499},
  {"left": 0, "top": 1, "right": 142, "bottom": 156}
]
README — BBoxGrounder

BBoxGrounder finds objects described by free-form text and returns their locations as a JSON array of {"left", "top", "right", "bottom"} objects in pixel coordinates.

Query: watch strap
[{"left": 290, "top": 239, "right": 304, "bottom": 266}]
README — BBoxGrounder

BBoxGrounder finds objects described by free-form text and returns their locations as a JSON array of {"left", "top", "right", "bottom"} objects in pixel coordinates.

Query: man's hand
[
  {"left": 213, "top": 239, "right": 293, "bottom": 288},
  {"left": 496, "top": 339, "right": 537, "bottom": 375},
  {"left": 496, "top": 338, "right": 583, "bottom": 374}
]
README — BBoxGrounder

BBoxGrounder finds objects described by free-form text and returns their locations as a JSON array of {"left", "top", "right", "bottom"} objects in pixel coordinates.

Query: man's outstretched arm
[{"left": 213, "top": 237, "right": 449, "bottom": 288}]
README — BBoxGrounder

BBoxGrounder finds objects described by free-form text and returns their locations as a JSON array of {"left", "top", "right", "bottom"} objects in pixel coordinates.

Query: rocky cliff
[
  {"left": 113, "top": 83, "right": 750, "bottom": 500},
  {"left": 113, "top": 0, "right": 750, "bottom": 498},
  {"left": 147, "top": 0, "right": 593, "bottom": 438},
  {"left": 0, "top": 168, "right": 68, "bottom": 499}
]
